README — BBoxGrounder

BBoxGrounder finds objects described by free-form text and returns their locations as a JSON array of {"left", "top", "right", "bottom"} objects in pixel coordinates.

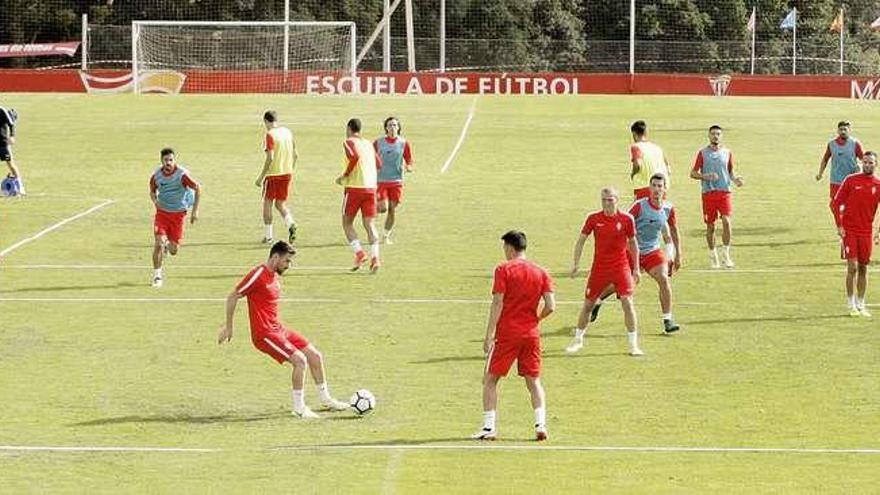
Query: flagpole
[
  {"left": 839, "top": 7, "right": 844, "bottom": 75},
  {"left": 750, "top": 7, "right": 756, "bottom": 75},
  {"left": 792, "top": 7, "right": 797, "bottom": 75}
]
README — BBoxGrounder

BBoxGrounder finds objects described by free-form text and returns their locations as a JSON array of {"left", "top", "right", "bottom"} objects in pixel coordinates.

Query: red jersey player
[
  {"left": 830, "top": 151, "right": 880, "bottom": 317},
  {"left": 473, "top": 231, "right": 555, "bottom": 442},
  {"left": 566, "top": 187, "right": 643, "bottom": 356},
  {"left": 218, "top": 241, "right": 350, "bottom": 417}
]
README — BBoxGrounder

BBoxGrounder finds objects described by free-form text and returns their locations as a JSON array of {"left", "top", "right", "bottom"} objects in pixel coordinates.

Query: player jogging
[
  {"left": 336, "top": 118, "right": 382, "bottom": 273},
  {"left": 473, "top": 231, "right": 555, "bottom": 442},
  {"left": 256, "top": 110, "right": 298, "bottom": 244},
  {"left": 218, "top": 241, "right": 350, "bottom": 418},
  {"left": 817, "top": 121, "right": 864, "bottom": 205},
  {"left": 830, "top": 151, "right": 880, "bottom": 317},
  {"left": 374, "top": 116, "right": 414, "bottom": 244},
  {"left": 0, "top": 105, "right": 24, "bottom": 195},
  {"left": 149, "top": 148, "right": 201, "bottom": 288},
  {"left": 590, "top": 174, "right": 682, "bottom": 333},
  {"left": 565, "top": 187, "right": 643, "bottom": 357},
  {"left": 630, "top": 120, "right": 671, "bottom": 200},
  {"left": 690, "top": 125, "right": 744, "bottom": 269}
]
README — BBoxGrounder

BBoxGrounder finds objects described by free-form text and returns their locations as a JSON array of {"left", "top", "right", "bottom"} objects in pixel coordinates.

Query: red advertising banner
[{"left": 0, "top": 41, "right": 80, "bottom": 58}]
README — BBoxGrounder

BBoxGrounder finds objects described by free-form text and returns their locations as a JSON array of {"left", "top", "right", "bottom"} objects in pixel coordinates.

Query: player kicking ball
[
  {"left": 149, "top": 148, "right": 201, "bottom": 288},
  {"left": 218, "top": 241, "right": 350, "bottom": 418},
  {"left": 473, "top": 231, "right": 555, "bottom": 441}
]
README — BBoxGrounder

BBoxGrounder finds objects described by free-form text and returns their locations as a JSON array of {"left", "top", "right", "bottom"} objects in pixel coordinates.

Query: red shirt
[
  {"left": 492, "top": 258, "right": 553, "bottom": 341},
  {"left": 236, "top": 264, "right": 282, "bottom": 336},
  {"left": 581, "top": 210, "right": 636, "bottom": 270},
  {"left": 831, "top": 173, "right": 880, "bottom": 235}
]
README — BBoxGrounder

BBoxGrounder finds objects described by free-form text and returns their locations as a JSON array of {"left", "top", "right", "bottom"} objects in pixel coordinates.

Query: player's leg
[
  {"left": 845, "top": 257, "right": 859, "bottom": 316},
  {"left": 619, "top": 295, "right": 643, "bottom": 356},
  {"left": 361, "top": 195, "right": 380, "bottom": 273},
  {"left": 589, "top": 286, "right": 615, "bottom": 323},
  {"left": 262, "top": 198, "right": 274, "bottom": 243},
  {"left": 384, "top": 200, "right": 398, "bottom": 244},
  {"left": 473, "top": 372, "right": 500, "bottom": 439},
  {"left": 342, "top": 192, "right": 367, "bottom": 270},
  {"left": 287, "top": 349, "right": 319, "bottom": 418},
  {"left": 274, "top": 199, "right": 297, "bottom": 243},
  {"left": 566, "top": 294, "right": 600, "bottom": 353},
  {"left": 299, "top": 343, "right": 349, "bottom": 410},
  {"left": 720, "top": 214, "right": 734, "bottom": 268},
  {"left": 703, "top": 194, "right": 720, "bottom": 268},
  {"left": 856, "top": 263, "right": 870, "bottom": 316},
  {"left": 524, "top": 377, "right": 547, "bottom": 441},
  {"left": 151, "top": 233, "right": 166, "bottom": 287},
  {"left": 519, "top": 337, "right": 547, "bottom": 441}
]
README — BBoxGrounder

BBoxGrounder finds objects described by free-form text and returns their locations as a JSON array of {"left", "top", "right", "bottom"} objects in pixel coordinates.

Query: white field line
[
  {"left": 440, "top": 97, "right": 478, "bottom": 174},
  {"left": 0, "top": 200, "right": 115, "bottom": 258},
  {"left": 1, "top": 444, "right": 877, "bottom": 455}
]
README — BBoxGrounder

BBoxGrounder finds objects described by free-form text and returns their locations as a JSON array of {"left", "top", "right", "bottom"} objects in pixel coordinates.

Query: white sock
[
  {"left": 627, "top": 330, "right": 639, "bottom": 348},
  {"left": 848, "top": 295, "right": 857, "bottom": 308},
  {"left": 370, "top": 242, "right": 380, "bottom": 258},
  {"left": 574, "top": 328, "right": 585, "bottom": 339},
  {"left": 350, "top": 239, "right": 362, "bottom": 253},
  {"left": 291, "top": 389, "right": 305, "bottom": 411},
  {"left": 534, "top": 407, "right": 546, "bottom": 428},
  {"left": 722, "top": 245, "right": 731, "bottom": 258},
  {"left": 316, "top": 382, "right": 331, "bottom": 402},
  {"left": 265, "top": 224, "right": 273, "bottom": 239},
  {"left": 857, "top": 298, "right": 866, "bottom": 310},
  {"left": 482, "top": 410, "right": 496, "bottom": 430},
  {"left": 284, "top": 213, "right": 295, "bottom": 228},
  {"left": 384, "top": 229, "right": 393, "bottom": 238},
  {"left": 662, "top": 313, "right": 672, "bottom": 321},
  {"left": 153, "top": 268, "right": 162, "bottom": 278}
]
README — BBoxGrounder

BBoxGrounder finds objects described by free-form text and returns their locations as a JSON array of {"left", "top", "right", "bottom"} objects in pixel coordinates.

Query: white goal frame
[{"left": 131, "top": 20, "right": 357, "bottom": 93}]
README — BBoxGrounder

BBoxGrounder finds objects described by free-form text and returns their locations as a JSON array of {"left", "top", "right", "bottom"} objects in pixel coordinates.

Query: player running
[
  {"left": 590, "top": 174, "right": 682, "bottom": 333},
  {"left": 630, "top": 120, "right": 671, "bottom": 200},
  {"left": 817, "top": 121, "right": 864, "bottom": 205},
  {"left": 149, "top": 148, "right": 201, "bottom": 288},
  {"left": 690, "top": 125, "right": 744, "bottom": 268},
  {"left": 374, "top": 116, "right": 414, "bottom": 244},
  {"left": 336, "top": 118, "right": 382, "bottom": 273},
  {"left": 473, "top": 231, "right": 555, "bottom": 442},
  {"left": 0, "top": 105, "right": 24, "bottom": 195},
  {"left": 830, "top": 151, "right": 880, "bottom": 317},
  {"left": 218, "top": 241, "right": 350, "bottom": 418},
  {"left": 256, "top": 110, "right": 298, "bottom": 244},
  {"left": 565, "top": 187, "right": 643, "bottom": 357}
]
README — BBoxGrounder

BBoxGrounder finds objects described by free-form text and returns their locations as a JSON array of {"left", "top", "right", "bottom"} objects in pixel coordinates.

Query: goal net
[{"left": 132, "top": 21, "right": 356, "bottom": 93}]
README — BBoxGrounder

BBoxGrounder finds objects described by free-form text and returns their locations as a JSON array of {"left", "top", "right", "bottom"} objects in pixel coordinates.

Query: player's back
[
  {"left": 494, "top": 259, "right": 551, "bottom": 341},
  {"left": 632, "top": 141, "right": 669, "bottom": 186}
]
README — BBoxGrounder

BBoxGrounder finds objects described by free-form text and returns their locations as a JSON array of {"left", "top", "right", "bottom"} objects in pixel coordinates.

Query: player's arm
[
  {"left": 336, "top": 140, "right": 359, "bottom": 185},
  {"left": 729, "top": 152, "right": 744, "bottom": 187},
  {"left": 0, "top": 108, "right": 13, "bottom": 145},
  {"left": 689, "top": 152, "right": 716, "bottom": 181},
  {"left": 664, "top": 154, "right": 672, "bottom": 175},
  {"left": 484, "top": 293, "right": 503, "bottom": 354},
  {"left": 404, "top": 141, "right": 414, "bottom": 172},
  {"left": 817, "top": 145, "right": 832, "bottom": 181},
  {"left": 183, "top": 174, "right": 201, "bottom": 223},
  {"left": 218, "top": 289, "right": 245, "bottom": 344},
  {"left": 627, "top": 235, "right": 640, "bottom": 283},
  {"left": 668, "top": 211, "right": 682, "bottom": 272},
  {"left": 256, "top": 150, "right": 272, "bottom": 187},
  {"left": 291, "top": 139, "right": 299, "bottom": 169},
  {"left": 538, "top": 291, "right": 556, "bottom": 321},
  {"left": 570, "top": 234, "right": 589, "bottom": 277},
  {"left": 830, "top": 180, "right": 849, "bottom": 233},
  {"left": 149, "top": 176, "right": 159, "bottom": 208}
]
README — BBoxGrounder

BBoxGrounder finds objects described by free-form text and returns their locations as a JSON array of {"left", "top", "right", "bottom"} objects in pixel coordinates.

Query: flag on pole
[
  {"left": 746, "top": 7, "right": 756, "bottom": 32},
  {"left": 780, "top": 9, "right": 796, "bottom": 29},
  {"left": 830, "top": 9, "right": 843, "bottom": 32},
  {"left": 871, "top": 16, "right": 880, "bottom": 30}
]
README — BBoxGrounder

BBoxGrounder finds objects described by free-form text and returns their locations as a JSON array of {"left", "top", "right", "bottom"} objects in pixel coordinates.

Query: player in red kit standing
[
  {"left": 565, "top": 187, "right": 643, "bottom": 356},
  {"left": 473, "top": 231, "right": 555, "bottom": 442},
  {"left": 830, "top": 151, "right": 880, "bottom": 317},
  {"left": 218, "top": 241, "right": 350, "bottom": 417}
]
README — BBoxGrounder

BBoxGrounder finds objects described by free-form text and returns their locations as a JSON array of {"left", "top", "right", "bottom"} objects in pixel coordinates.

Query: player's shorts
[
  {"left": 842, "top": 231, "right": 873, "bottom": 265},
  {"left": 343, "top": 188, "right": 377, "bottom": 218},
  {"left": 830, "top": 183, "right": 842, "bottom": 200},
  {"left": 486, "top": 336, "right": 542, "bottom": 378},
  {"left": 586, "top": 266, "right": 634, "bottom": 301},
  {"left": 0, "top": 145, "right": 11, "bottom": 162},
  {"left": 153, "top": 208, "right": 187, "bottom": 245},
  {"left": 253, "top": 328, "right": 310, "bottom": 365},
  {"left": 640, "top": 248, "right": 667, "bottom": 273},
  {"left": 377, "top": 182, "right": 403, "bottom": 204},
  {"left": 702, "top": 191, "right": 733, "bottom": 223},
  {"left": 263, "top": 174, "right": 292, "bottom": 201}
]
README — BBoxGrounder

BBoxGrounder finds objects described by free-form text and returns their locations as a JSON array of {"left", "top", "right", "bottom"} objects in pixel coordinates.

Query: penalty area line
[
  {"left": 440, "top": 97, "right": 478, "bottom": 174},
  {"left": 0, "top": 200, "right": 116, "bottom": 258},
  {"left": 0, "top": 445, "right": 219, "bottom": 453},
  {"left": 276, "top": 444, "right": 880, "bottom": 455}
]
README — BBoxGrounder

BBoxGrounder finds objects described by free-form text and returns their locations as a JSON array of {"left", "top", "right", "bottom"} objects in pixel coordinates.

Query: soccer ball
[{"left": 349, "top": 389, "right": 376, "bottom": 415}]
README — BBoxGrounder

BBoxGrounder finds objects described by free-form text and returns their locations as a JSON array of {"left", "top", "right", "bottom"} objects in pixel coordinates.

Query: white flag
[
  {"left": 780, "top": 9, "right": 796, "bottom": 30},
  {"left": 746, "top": 7, "right": 756, "bottom": 32},
  {"left": 871, "top": 16, "right": 880, "bottom": 30}
]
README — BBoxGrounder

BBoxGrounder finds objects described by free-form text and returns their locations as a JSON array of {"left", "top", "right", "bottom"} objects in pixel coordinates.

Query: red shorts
[
  {"left": 377, "top": 182, "right": 403, "bottom": 203},
  {"left": 253, "top": 328, "right": 310, "bottom": 365},
  {"left": 263, "top": 174, "right": 292, "bottom": 201},
  {"left": 830, "top": 183, "right": 841, "bottom": 200},
  {"left": 640, "top": 249, "right": 666, "bottom": 273},
  {"left": 702, "top": 191, "right": 732, "bottom": 223},
  {"left": 586, "top": 266, "right": 634, "bottom": 301},
  {"left": 154, "top": 209, "right": 187, "bottom": 245},
  {"left": 343, "top": 188, "right": 377, "bottom": 218},
  {"left": 842, "top": 232, "right": 873, "bottom": 265},
  {"left": 486, "top": 336, "right": 542, "bottom": 378}
]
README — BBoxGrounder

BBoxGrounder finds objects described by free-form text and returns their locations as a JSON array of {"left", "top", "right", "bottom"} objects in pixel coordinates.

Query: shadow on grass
[
  {"left": 272, "top": 437, "right": 540, "bottom": 448},
  {"left": 2, "top": 281, "right": 140, "bottom": 293},
  {"left": 70, "top": 411, "right": 291, "bottom": 426},
  {"left": 684, "top": 314, "right": 850, "bottom": 325},
  {"left": 410, "top": 355, "right": 485, "bottom": 365}
]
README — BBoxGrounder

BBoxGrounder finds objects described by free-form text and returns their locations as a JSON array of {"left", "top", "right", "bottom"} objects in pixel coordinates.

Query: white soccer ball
[{"left": 349, "top": 389, "right": 376, "bottom": 415}]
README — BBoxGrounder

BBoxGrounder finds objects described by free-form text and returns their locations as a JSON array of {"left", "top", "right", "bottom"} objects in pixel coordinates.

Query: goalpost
[{"left": 131, "top": 21, "right": 356, "bottom": 93}]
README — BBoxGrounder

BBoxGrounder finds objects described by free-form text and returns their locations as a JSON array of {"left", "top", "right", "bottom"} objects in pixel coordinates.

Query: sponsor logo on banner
[
  {"left": 0, "top": 41, "right": 80, "bottom": 58},
  {"left": 851, "top": 79, "right": 880, "bottom": 100},
  {"left": 305, "top": 74, "right": 580, "bottom": 96}
]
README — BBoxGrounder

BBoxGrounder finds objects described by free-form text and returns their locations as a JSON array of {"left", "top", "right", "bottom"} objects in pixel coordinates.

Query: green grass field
[{"left": 1, "top": 93, "right": 878, "bottom": 493}]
